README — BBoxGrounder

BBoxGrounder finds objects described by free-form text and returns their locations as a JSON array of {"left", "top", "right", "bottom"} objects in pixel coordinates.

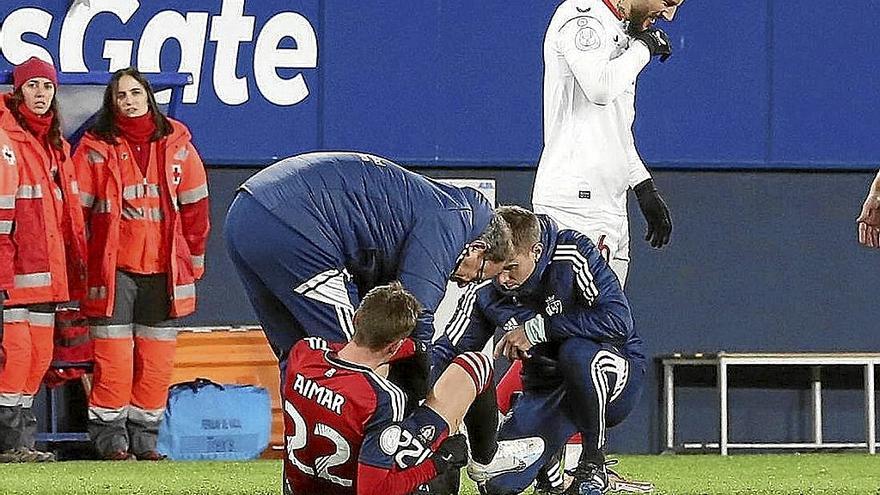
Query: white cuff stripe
[
  {"left": 174, "top": 283, "right": 196, "bottom": 299},
  {"left": 14, "top": 272, "right": 51, "bottom": 288},
  {"left": 16, "top": 184, "right": 43, "bottom": 199},
  {"left": 129, "top": 405, "right": 165, "bottom": 424},
  {"left": 179, "top": 184, "right": 209, "bottom": 205}
]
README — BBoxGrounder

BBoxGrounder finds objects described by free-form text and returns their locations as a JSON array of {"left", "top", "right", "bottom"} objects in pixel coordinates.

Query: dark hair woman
[{"left": 72, "top": 67, "right": 210, "bottom": 461}]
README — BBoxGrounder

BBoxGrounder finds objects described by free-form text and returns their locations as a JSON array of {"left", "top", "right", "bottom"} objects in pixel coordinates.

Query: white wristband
[{"left": 523, "top": 314, "right": 547, "bottom": 345}]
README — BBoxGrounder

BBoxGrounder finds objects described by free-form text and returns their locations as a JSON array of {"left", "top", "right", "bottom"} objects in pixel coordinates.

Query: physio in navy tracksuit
[
  {"left": 224, "top": 151, "right": 512, "bottom": 408},
  {"left": 435, "top": 206, "right": 646, "bottom": 495}
]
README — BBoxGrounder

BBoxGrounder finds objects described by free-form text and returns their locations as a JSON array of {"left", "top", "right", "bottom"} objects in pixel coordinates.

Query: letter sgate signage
[
  {"left": 0, "top": 0, "right": 321, "bottom": 164},
  {"left": 0, "top": 0, "right": 318, "bottom": 105}
]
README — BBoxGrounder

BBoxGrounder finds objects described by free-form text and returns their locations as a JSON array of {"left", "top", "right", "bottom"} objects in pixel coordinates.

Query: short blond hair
[{"left": 496, "top": 205, "right": 540, "bottom": 254}]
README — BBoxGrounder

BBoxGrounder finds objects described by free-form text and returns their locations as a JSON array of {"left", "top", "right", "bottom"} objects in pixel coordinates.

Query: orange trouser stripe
[
  {"left": 131, "top": 337, "right": 177, "bottom": 411},
  {"left": 23, "top": 320, "right": 54, "bottom": 396},
  {"left": 89, "top": 336, "right": 134, "bottom": 410},
  {"left": 0, "top": 320, "right": 29, "bottom": 396}
]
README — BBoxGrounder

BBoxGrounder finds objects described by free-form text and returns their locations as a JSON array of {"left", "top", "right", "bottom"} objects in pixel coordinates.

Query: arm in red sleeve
[
  {"left": 179, "top": 198, "right": 210, "bottom": 276},
  {"left": 0, "top": 134, "right": 17, "bottom": 290},
  {"left": 357, "top": 459, "right": 438, "bottom": 495},
  {"left": 177, "top": 142, "right": 210, "bottom": 278}
]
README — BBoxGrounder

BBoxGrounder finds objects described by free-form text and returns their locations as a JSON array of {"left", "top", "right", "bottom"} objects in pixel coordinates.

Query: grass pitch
[{"left": 0, "top": 454, "right": 878, "bottom": 494}]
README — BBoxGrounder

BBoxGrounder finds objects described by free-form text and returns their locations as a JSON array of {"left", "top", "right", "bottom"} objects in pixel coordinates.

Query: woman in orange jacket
[
  {"left": 73, "top": 67, "right": 210, "bottom": 461},
  {"left": 0, "top": 57, "right": 88, "bottom": 463}
]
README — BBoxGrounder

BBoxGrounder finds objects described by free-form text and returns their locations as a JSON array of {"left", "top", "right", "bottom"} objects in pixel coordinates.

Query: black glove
[
  {"left": 432, "top": 434, "right": 469, "bottom": 474},
  {"left": 634, "top": 179, "right": 672, "bottom": 248},
  {"left": 631, "top": 27, "right": 672, "bottom": 62}
]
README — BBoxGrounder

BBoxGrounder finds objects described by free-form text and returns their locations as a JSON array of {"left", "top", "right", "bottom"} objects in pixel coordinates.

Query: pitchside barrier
[{"left": 660, "top": 352, "right": 880, "bottom": 455}]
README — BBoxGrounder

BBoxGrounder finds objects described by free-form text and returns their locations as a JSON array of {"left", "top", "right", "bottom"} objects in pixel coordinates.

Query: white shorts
[{"left": 533, "top": 204, "right": 630, "bottom": 287}]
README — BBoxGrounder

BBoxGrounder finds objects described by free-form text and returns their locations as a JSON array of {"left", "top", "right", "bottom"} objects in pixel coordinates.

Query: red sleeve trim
[{"left": 356, "top": 460, "right": 438, "bottom": 495}]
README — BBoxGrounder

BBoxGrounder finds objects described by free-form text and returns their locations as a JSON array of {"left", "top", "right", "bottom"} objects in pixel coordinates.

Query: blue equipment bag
[{"left": 157, "top": 378, "right": 272, "bottom": 460}]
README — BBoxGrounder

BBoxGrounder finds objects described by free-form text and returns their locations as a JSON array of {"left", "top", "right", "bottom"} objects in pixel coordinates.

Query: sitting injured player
[
  {"left": 282, "top": 282, "right": 541, "bottom": 495},
  {"left": 436, "top": 206, "right": 648, "bottom": 495}
]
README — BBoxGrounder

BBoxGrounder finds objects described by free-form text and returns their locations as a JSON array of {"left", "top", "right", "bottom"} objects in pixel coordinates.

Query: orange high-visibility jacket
[
  {"left": 73, "top": 119, "right": 210, "bottom": 318},
  {"left": 0, "top": 128, "right": 18, "bottom": 291},
  {"left": 0, "top": 101, "right": 88, "bottom": 305}
]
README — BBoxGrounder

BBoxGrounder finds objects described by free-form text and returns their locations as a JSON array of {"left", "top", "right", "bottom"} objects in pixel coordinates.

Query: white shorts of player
[{"left": 533, "top": 204, "right": 630, "bottom": 287}]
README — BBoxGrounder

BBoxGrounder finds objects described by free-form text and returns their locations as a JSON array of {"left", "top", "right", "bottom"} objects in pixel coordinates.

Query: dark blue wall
[
  {"left": 4, "top": 1, "right": 878, "bottom": 168},
  {"left": 276, "top": 0, "right": 880, "bottom": 169},
  {"left": 190, "top": 167, "right": 880, "bottom": 453},
  {"left": 621, "top": 170, "right": 880, "bottom": 451}
]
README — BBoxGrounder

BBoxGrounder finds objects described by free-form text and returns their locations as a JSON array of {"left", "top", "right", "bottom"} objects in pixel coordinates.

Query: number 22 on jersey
[{"left": 285, "top": 399, "right": 353, "bottom": 487}]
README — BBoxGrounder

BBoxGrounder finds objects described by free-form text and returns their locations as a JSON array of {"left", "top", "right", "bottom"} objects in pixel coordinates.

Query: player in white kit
[
  {"left": 526, "top": 1, "right": 684, "bottom": 492},
  {"left": 532, "top": 0, "right": 680, "bottom": 286}
]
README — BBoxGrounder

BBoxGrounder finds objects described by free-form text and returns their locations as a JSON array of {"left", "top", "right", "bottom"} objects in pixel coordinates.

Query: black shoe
[
  {"left": 534, "top": 448, "right": 568, "bottom": 494},
  {"left": 564, "top": 462, "right": 607, "bottom": 495}
]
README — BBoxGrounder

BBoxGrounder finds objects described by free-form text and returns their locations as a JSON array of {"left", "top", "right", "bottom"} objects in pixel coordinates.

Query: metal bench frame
[{"left": 660, "top": 352, "right": 879, "bottom": 455}]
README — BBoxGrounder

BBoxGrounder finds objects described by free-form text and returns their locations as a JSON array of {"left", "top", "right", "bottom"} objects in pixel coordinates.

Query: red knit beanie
[{"left": 13, "top": 57, "right": 58, "bottom": 91}]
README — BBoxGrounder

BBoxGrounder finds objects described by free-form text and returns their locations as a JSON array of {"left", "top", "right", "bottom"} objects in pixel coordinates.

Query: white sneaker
[{"left": 467, "top": 436, "right": 545, "bottom": 484}]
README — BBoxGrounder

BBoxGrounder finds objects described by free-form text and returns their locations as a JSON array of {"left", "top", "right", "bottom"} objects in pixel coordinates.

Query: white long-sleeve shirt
[{"left": 532, "top": 0, "right": 653, "bottom": 218}]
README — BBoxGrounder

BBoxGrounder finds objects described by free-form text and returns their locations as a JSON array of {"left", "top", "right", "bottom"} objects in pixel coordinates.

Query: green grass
[
  {"left": 610, "top": 454, "right": 880, "bottom": 494},
  {"left": 0, "top": 461, "right": 279, "bottom": 495},
  {"left": 0, "top": 455, "right": 878, "bottom": 494}
]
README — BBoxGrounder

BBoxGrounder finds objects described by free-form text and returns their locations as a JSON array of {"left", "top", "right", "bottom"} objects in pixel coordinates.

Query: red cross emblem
[
  {"left": 172, "top": 164, "right": 182, "bottom": 185},
  {"left": 2, "top": 145, "right": 15, "bottom": 166}
]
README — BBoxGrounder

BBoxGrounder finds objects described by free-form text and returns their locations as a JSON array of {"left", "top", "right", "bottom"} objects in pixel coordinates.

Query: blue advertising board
[
  {"left": 2, "top": 1, "right": 877, "bottom": 169},
  {"left": 0, "top": 0, "right": 321, "bottom": 164}
]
